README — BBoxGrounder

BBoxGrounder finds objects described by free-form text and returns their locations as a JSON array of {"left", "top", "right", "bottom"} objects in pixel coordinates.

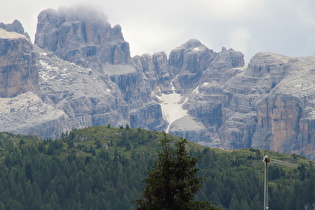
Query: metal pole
[
  {"left": 265, "top": 159, "right": 268, "bottom": 210},
  {"left": 264, "top": 157, "right": 267, "bottom": 210},
  {"left": 263, "top": 155, "right": 270, "bottom": 210}
]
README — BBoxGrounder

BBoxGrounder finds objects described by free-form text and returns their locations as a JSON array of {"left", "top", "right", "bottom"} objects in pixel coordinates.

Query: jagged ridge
[{"left": 1, "top": 7, "right": 315, "bottom": 160}]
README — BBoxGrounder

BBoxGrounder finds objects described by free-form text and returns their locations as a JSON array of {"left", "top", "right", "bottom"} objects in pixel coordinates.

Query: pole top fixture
[{"left": 263, "top": 155, "right": 270, "bottom": 163}]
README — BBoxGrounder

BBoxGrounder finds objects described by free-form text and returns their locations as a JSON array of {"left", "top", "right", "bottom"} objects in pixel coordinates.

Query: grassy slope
[{"left": 0, "top": 125, "right": 311, "bottom": 167}]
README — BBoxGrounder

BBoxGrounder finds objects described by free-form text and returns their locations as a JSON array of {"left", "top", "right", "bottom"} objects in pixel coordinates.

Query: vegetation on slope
[
  {"left": 0, "top": 126, "right": 314, "bottom": 210},
  {"left": 136, "top": 135, "right": 219, "bottom": 209}
]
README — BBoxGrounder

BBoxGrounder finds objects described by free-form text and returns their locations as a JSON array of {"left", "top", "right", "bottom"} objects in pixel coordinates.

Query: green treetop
[{"left": 136, "top": 133, "right": 219, "bottom": 210}]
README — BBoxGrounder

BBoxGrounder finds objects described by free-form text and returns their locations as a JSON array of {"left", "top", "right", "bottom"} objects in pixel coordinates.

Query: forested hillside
[{"left": 0, "top": 126, "right": 314, "bottom": 210}]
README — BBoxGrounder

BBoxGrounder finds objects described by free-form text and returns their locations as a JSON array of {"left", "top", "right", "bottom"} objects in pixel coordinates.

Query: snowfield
[{"left": 157, "top": 77, "right": 188, "bottom": 133}]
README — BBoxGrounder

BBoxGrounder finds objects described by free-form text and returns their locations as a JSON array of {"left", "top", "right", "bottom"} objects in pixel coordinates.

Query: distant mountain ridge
[{"left": 1, "top": 7, "right": 315, "bottom": 160}]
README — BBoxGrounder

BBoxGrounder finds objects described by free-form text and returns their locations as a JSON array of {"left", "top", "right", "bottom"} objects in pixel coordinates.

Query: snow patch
[
  {"left": 157, "top": 93, "right": 188, "bottom": 133},
  {"left": 157, "top": 76, "right": 188, "bottom": 133},
  {"left": 193, "top": 47, "right": 201, "bottom": 52}
]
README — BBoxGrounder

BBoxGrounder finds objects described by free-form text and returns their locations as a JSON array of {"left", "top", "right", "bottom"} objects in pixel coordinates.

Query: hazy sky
[{"left": 1, "top": 0, "right": 314, "bottom": 63}]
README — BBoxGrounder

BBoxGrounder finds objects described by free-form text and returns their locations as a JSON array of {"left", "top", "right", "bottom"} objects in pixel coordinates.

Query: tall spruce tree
[{"left": 136, "top": 134, "right": 218, "bottom": 210}]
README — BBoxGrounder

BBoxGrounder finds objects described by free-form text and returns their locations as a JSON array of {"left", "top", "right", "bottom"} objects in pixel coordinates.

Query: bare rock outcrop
[
  {"left": 34, "top": 7, "right": 166, "bottom": 133},
  {"left": 0, "top": 91, "right": 70, "bottom": 139},
  {"left": 133, "top": 52, "right": 172, "bottom": 93},
  {"left": 0, "top": 28, "right": 72, "bottom": 139},
  {"left": 250, "top": 56, "right": 315, "bottom": 158},
  {"left": 169, "top": 39, "right": 216, "bottom": 91},
  {"left": 36, "top": 45, "right": 128, "bottom": 129},
  {"left": 137, "top": 40, "right": 315, "bottom": 160},
  {"left": 133, "top": 39, "right": 245, "bottom": 148},
  {"left": 0, "top": 20, "right": 30, "bottom": 40},
  {"left": 36, "top": 44, "right": 166, "bottom": 132},
  {"left": 218, "top": 53, "right": 315, "bottom": 159},
  {"left": 35, "top": 7, "right": 130, "bottom": 70},
  {"left": 158, "top": 40, "right": 244, "bottom": 146},
  {"left": 0, "top": 28, "right": 39, "bottom": 97}
]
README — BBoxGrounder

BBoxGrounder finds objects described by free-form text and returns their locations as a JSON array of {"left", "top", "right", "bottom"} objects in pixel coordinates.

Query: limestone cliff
[
  {"left": 144, "top": 40, "right": 244, "bottom": 147},
  {"left": 35, "top": 7, "right": 130, "bottom": 70},
  {"left": 37, "top": 47, "right": 127, "bottom": 129},
  {"left": 133, "top": 52, "right": 172, "bottom": 93},
  {"left": 134, "top": 40, "right": 315, "bottom": 160},
  {"left": 0, "top": 19, "right": 30, "bottom": 40},
  {"left": 220, "top": 53, "right": 315, "bottom": 159},
  {"left": 0, "top": 28, "right": 72, "bottom": 139},
  {"left": 0, "top": 92, "right": 70, "bottom": 139},
  {"left": 251, "top": 55, "right": 315, "bottom": 158},
  {"left": 33, "top": 7, "right": 166, "bottom": 134},
  {"left": 0, "top": 28, "right": 39, "bottom": 97}
]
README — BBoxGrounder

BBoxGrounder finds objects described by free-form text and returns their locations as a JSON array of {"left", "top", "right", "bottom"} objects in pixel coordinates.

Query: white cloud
[
  {"left": 0, "top": 0, "right": 314, "bottom": 60},
  {"left": 123, "top": 22, "right": 186, "bottom": 56},
  {"left": 198, "top": 0, "right": 266, "bottom": 20},
  {"left": 228, "top": 27, "right": 255, "bottom": 63}
]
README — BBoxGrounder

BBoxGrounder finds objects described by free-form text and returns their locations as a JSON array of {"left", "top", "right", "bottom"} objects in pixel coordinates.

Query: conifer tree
[{"left": 136, "top": 134, "right": 218, "bottom": 210}]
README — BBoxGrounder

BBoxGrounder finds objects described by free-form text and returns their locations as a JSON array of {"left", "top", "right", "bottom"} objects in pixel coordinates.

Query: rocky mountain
[
  {"left": 0, "top": 27, "right": 70, "bottom": 138},
  {"left": 0, "top": 28, "right": 38, "bottom": 97},
  {"left": 35, "top": 7, "right": 130, "bottom": 70},
  {"left": 34, "top": 8, "right": 165, "bottom": 133},
  {"left": 1, "top": 7, "right": 315, "bottom": 160},
  {"left": 0, "top": 19, "right": 30, "bottom": 40}
]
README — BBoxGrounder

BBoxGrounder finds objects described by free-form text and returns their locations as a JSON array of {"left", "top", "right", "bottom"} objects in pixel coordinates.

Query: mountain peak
[
  {"left": 0, "top": 19, "right": 30, "bottom": 40},
  {"left": 58, "top": 5, "right": 108, "bottom": 23},
  {"left": 182, "top": 39, "right": 203, "bottom": 48},
  {"left": 35, "top": 7, "right": 130, "bottom": 68}
]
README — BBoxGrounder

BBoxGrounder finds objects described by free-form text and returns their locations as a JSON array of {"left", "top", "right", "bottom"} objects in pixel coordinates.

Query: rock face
[
  {"left": 0, "top": 92, "right": 71, "bottom": 139},
  {"left": 36, "top": 45, "right": 164, "bottom": 131},
  {"left": 2, "top": 7, "right": 315, "bottom": 160},
  {"left": 220, "top": 53, "right": 315, "bottom": 159},
  {"left": 0, "top": 28, "right": 71, "bottom": 139},
  {"left": 250, "top": 55, "right": 315, "bottom": 158},
  {"left": 0, "top": 20, "right": 30, "bottom": 40},
  {"left": 0, "top": 28, "right": 39, "bottom": 97},
  {"left": 132, "top": 39, "right": 245, "bottom": 148},
  {"left": 34, "top": 8, "right": 166, "bottom": 133},
  {"left": 35, "top": 7, "right": 130, "bottom": 70},
  {"left": 133, "top": 39, "right": 315, "bottom": 160}
]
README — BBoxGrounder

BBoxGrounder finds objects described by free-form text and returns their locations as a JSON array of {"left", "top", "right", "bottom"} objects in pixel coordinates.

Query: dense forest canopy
[{"left": 0, "top": 126, "right": 314, "bottom": 210}]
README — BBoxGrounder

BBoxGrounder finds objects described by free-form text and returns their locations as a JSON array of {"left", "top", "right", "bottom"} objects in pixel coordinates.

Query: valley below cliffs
[{"left": 1, "top": 7, "right": 315, "bottom": 160}]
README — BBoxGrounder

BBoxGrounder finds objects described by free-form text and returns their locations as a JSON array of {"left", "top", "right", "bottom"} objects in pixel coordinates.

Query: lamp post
[{"left": 263, "top": 155, "right": 270, "bottom": 210}]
